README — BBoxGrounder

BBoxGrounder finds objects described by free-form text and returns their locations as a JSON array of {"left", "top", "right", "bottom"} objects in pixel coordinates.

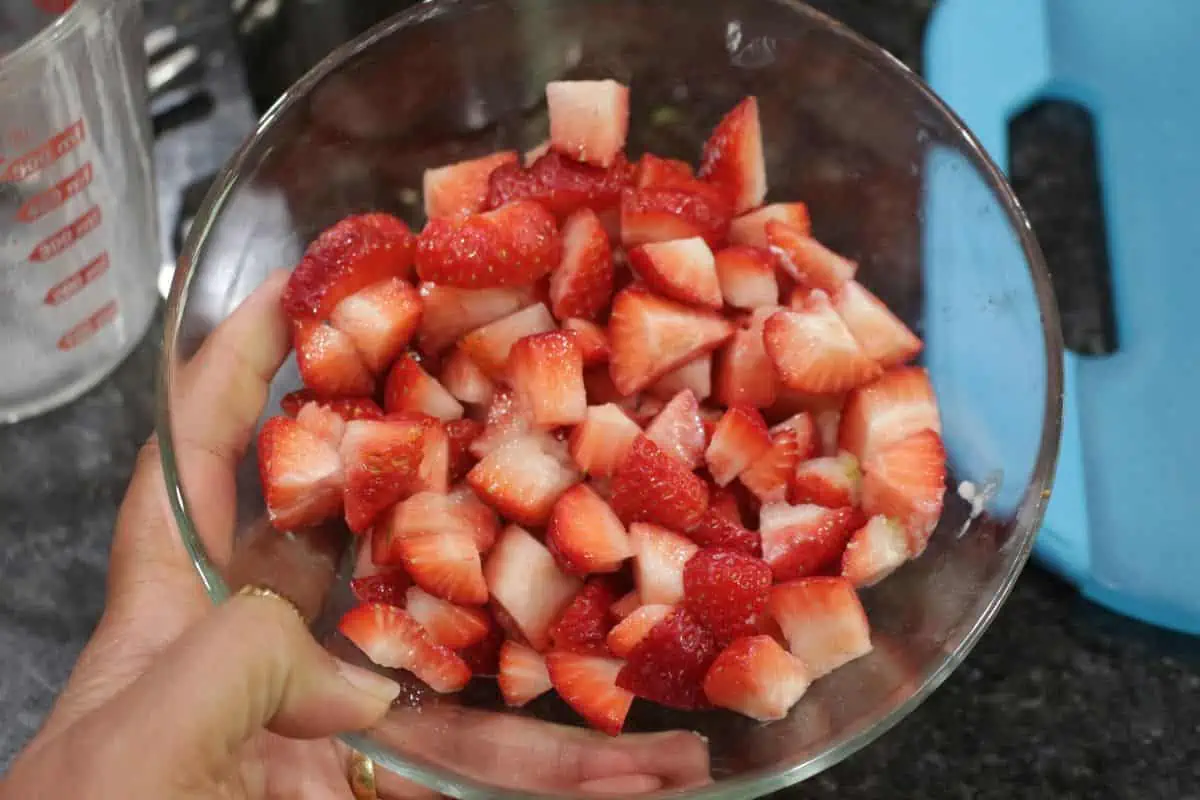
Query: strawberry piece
[
  {"left": 415, "top": 200, "right": 561, "bottom": 288},
  {"left": 485, "top": 151, "right": 633, "bottom": 218},
  {"left": 838, "top": 366, "right": 941, "bottom": 462},
  {"left": 702, "top": 635, "right": 811, "bottom": 721},
  {"left": 423, "top": 150, "right": 519, "bottom": 219},
  {"left": 629, "top": 523, "right": 700, "bottom": 605},
  {"left": 384, "top": 355, "right": 464, "bottom": 421},
  {"left": 549, "top": 577, "right": 620, "bottom": 655},
  {"left": 861, "top": 429, "right": 946, "bottom": 553},
  {"left": 616, "top": 607, "right": 719, "bottom": 710},
  {"left": 339, "top": 602, "right": 470, "bottom": 692},
  {"left": 562, "top": 317, "right": 610, "bottom": 365},
  {"left": 293, "top": 320, "right": 375, "bottom": 397},
  {"left": 763, "top": 294, "right": 882, "bottom": 394},
  {"left": 282, "top": 391, "right": 383, "bottom": 421},
  {"left": 715, "top": 245, "right": 779, "bottom": 309},
  {"left": 257, "top": 416, "right": 344, "bottom": 531},
  {"left": 377, "top": 486, "right": 498, "bottom": 560},
  {"left": 405, "top": 585, "right": 491, "bottom": 648},
  {"left": 606, "top": 604, "right": 673, "bottom": 658},
  {"left": 545, "top": 652, "right": 633, "bottom": 736},
  {"left": 771, "top": 411, "right": 820, "bottom": 461},
  {"left": 439, "top": 348, "right": 495, "bottom": 406},
  {"left": 814, "top": 406, "right": 842, "bottom": 457},
  {"left": 484, "top": 526, "right": 582, "bottom": 650},
  {"left": 635, "top": 153, "right": 695, "bottom": 189},
  {"left": 759, "top": 502, "right": 859, "bottom": 581},
  {"left": 841, "top": 515, "right": 910, "bottom": 587},
  {"left": 283, "top": 213, "right": 416, "bottom": 320},
  {"left": 729, "top": 202, "right": 811, "bottom": 247},
  {"left": 498, "top": 641, "right": 552, "bottom": 706},
  {"left": 609, "top": 590, "right": 641, "bottom": 621},
  {"left": 547, "top": 484, "right": 632, "bottom": 574},
  {"left": 688, "top": 508, "right": 762, "bottom": 557},
  {"left": 608, "top": 287, "right": 735, "bottom": 395},
  {"left": 549, "top": 208, "right": 614, "bottom": 321},
  {"left": 683, "top": 548, "right": 772, "bottom": 645},
  {"left": 295, "top": 401, "right": 348, "bottom": 447},
  {"left": 446, "top": 419, "right": 484, "bottom": 482},
  {"left": 339, "top": 418, "right": 435, "bottom": 533},
  {"left": 328, "top": 277, "right": 422, "bottom": 374},
  {"left": 648, "top": 354, "right": 712, "bottom": 401},
  {"left": 644, "top": 389, "right": 707, "bottom": 469},
  {"left": 628, "top": 237, "right": 723, "bottom": 309},
  {"left": 507, "top": 331, "right": 587, "bottom": 426},
  {"left": 546, "top": 79, "right": 630, "bottom": 168},
  {"left": 619, "top": 183, "right": 734, "bottom": 249},
  {"left": 768, "top": 577, "right": 872, "bottom": 678},
  {"left": 567, "top": 403, "right": 641, "bottom": 479},
  {"left": 610, "top": 436, "right": 709, "bottom": 531},
  {"left": 791, "top": 452, "right": 862, "bottom": 508},
  {"left": 739, "top": 428, "right": 802, "bottom": 503},
  {"left": 350, "top": 571, "right": 411, "bottom": 607},
  {"left": 416, "top": 284, "right": 534, "bottom": 355},
  {"left": 714, "top": 321, "right": 777, "bottom": 416},
  {"left": 766, "top": 222, "right": 856, "bottom": 293},
  {"left": 459, "top": 302, "right": 557, "bottom": 379},
  {"left": 625, "top": 395, "right": 666, "bottom": 427},
  {"left": 458, "top": 615, "right": 505, "bottom": 675},
  {"left": 468, "top": 388, "right": 535, "bottom": 459},
  {"left": 833, "top": 281, "right": 922, "bottom": 368},
  {"left": 709, "top": 484, "right": 745, "bottom": 524},
  {"left": 706, "top": 406, "right": 772, "bottom": 486},
  {"left": 698, "top": 97, "right": 766, "bottom": 214},
  {"left": 395, "top": 531, "right": 488, "bottom": 605},
  {"left": 468, "top": 434, "right": 580, "bottom": 527}
]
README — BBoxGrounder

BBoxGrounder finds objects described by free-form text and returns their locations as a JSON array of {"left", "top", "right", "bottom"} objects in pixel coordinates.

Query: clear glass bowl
[{"left": 158, "top": 0, "right": 1063, "bottom": 796}]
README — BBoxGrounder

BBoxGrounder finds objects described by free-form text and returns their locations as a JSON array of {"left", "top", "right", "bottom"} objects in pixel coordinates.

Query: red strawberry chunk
[
  {"left": 648, "top": 354, "right": 712, "bottom": 401},
  {"left": 683, "top": 548, "right": 772, "bottom": 645},
  {"left": 547, "top": 484, "right": 632, "bottom": 574},
  {"left": 838, "top": 366, "right": 941, "bottom": 462},
  {"left": 861, "top": 428, "right": 946, "bottom": 554},
  {"left": 608, "top": 287, "right": 734, "bottom": 395},
  {"left": 293, "top": 320, "right": 375, "bottom": 397},
  {"left": 708, "top": 484, "right": 746, "bottom": 525},
  {"left": 698, "top": 96, "right": 766, "bottom": 214},
  {"left": 384, "top": 354, "right": 464, "bottom": 421},
  {"left": 416, "top": 283, "right": 534, "bottom": 355},
  {"left": 739, "top": 428, "right": 802, "bottom": 503},
  {"left": 507, "top": 331, "right": 587, "bottom": 427},
  {"left": 841, "top": 515, "right": 911, "bottom": 587},
  {"left": 715, "top": 304, "right": 779, "bottom": 409},
  {"left": 283, "top": 213, "right": 416, "bottom": 320},
  {"left": 771, "top": 411, "right": 820, "bottom": 461},
  {"left": 766, "top": 222, "right": 856, "bottom": 294},
  {"left": 415, "top": 200, "right": 561, "bottom": 289},
  {"left": 405, "top": 585, "right": 492, "bottom": 648},
  {"left": 688, "top": 508, "right": 762, "bottom": 557},
  {"left": 439, "top": 348, "right": 495, "bottom": 406},
  {"left": 485, "top": 151, "right": 634, "bottom": 218},
  {"left": 706, "top": 406, "right": 772, "bottom": 486},
  {"left": 350, "top": 571, "right": 411, "bottom": 607},
  {"left": 768, "top": 577, "right": 872, "bottom": 678},
  {"left": 498, "top": 640, "right": 552, "bottom": 706},
  {"left": 619, "top": 183, "right": 734, "bottom": 249},
  {"left": 628, "top": 237, "right": 723, "bottom": 309},
  {"left": 702, "top": 635, "right": 811, "bottom": 721},
  {"left": 395, "top": 531, "right": 488, "bottom": 606},
  {"left": 549, "top": 208, "right": 614, "bottom": 321},
  {"left": 568, "top": 403, "right": 641, "bottom": 479},
  {"left": 546, "top": 79, "right": 630, "bottom": 168},
  {"left": 610, "top": 436, "right": 710, "bottom": 532},
  {"left": 644, "top": 389, "right": 707, "bottom": 469},
  {"left": 339, "top": 602, "right": 471, "bottom": 692},
  {"left": 729, "top": 202, "right": 811, "bottom": 247},
  {"left": 257, "top": 416, "right": 344, "bottom": 532},
  {"left": 606, "top": 604, "right": 673, "bottom": 658},
  {"left": 630, "top": 523, "right": 700, "bottom": 606},
  {"left": 458, "top": 615, "right": 505, "bottom": 675},
  {"left": 327, "top": 277, "right": 422, "bottom": 374},
  {"left": 377, "top": 486, "right": 498, "bottom": 561},
  {"left": 549, "top": 577, "right": 621, "bottom": 655},
  {"left": 635, "top": 153, "right": 695, "bottom": 189},
  {"left": 714, "top": 245, "right": 779, "bottom": 309},
  {"left": 282, "top": 391, "right": 383, "bottom": 421},
  {"left": 446, "top": 419, "right": 484, "bottom": 482},
  {"left": 295, "top": 401, "right": 348, "bottom": 448},
  {"left": 609, "top": 590, "right": 641, "bottom": 620},
  {"left": 763, "top": 294, "right": 882, "bottom": 394},
  {"left": 339, "top": 418, "right": 435, "bottom": 533},
  {"left": 460, "top": 302, "right": 557, "bottom": 379},
  {"left": 484, "top": 526, "right": 582, "bottom": 650},
  {"left": 790, "top": 452, "right": 862, "bottom": 508},
  {"left": 625, "top": 394, "right": 666, "bottom": 427},
  {"left": 759, "top": 502, "right": 859, "bottom": 581},
  {"left": 616, "top": 607, "right": 719, "bottom": 710},
  {"left": 468, "top": 434, "right": 580, "bottom": 527},
  {"left": 562, "top": 317, "right": 610, "bottom": 365},
  {"left": 833, "top": 281, "right": 922, "bottom": 368},
  {"left": 423, "top": 150, "right": 518, "bottom": 219},
  {"left": 545, "top": 652, "right": 633, "bottom": 736}
]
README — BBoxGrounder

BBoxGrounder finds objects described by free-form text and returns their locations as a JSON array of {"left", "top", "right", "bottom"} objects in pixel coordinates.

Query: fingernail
[{"left": 336, "top": 658, "right": 402, "bottom": 705}]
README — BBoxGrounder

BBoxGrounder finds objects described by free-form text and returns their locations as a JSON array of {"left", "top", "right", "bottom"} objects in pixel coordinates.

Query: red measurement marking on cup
[
  {"left": 17, "top": 162, "right": 93, "bottom": 223},
  {"left": 44, "top": 251, "right": 110, "bottom": 307},
  {"left": 0, "top": 119, "right": 85, "bottom": 182},
  {"left": 57, "top": 300, "right": 117, "bottom": 352},
  {"left": 34, "top": 0, "right": 77, "bottom": 12},
  {"left": 28, "top": 205, "right": 101, "bottom": 262}
]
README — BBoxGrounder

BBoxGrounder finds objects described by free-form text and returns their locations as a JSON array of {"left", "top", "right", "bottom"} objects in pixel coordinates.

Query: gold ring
[
  {"left": 234, "top": 584, "right": 304, "bottom": 621},
  {"left": 348, "top": 750, "right": 378, "bottom": 800}
]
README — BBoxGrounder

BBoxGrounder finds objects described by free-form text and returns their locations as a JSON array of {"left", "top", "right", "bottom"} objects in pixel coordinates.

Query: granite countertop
[{"left": 1, "top": 1, "right": 1198, "bottom": 797}]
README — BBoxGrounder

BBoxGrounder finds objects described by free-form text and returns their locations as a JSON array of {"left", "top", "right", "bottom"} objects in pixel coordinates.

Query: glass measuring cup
[{"left": 0, "top": 0, "right": 159, "bottom": 423}]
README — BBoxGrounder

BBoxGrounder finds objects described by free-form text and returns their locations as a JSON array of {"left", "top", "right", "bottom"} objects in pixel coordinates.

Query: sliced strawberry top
[
  {"left": 616, "top": 607, "right": 720, "bottom": 710},
  {"left": 423, "top": 150, "right": 518, "bottom": 220},
  {"left": 485, "top": 151, "right": 634, "bottom": 218},
  {"left": 698, "top": 96, "right": 767, "bottom": 214},
  {"left": 415, "top": 200, "right": 561, "bottom": 289}
]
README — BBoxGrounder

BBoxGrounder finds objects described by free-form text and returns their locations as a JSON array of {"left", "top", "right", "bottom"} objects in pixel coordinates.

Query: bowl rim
[{"left": 157, "top": 0, "right": 1064, "bottom": 796}]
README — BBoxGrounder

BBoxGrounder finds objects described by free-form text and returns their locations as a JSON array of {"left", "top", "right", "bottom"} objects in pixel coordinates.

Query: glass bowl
[{"left": 158, "top": 0, "right": 1063, "bottom": 796}]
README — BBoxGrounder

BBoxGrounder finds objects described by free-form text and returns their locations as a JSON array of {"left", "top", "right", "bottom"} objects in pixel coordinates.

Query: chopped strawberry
[
  {"left": 709, "top": 484, "right": 745, "bottom": 524},
  {"left": 283, "top": 213, "right": 416, "bottom": 320},
  {"left": 498, "top": 641, "right": 552, "bottom": 706},
  {"left": 415, "top": 200, "right": 561, "bottom": 289},
  {"left": 729, "top": 202, "right": 811, "bottom": 247},
  {"left": 484, "top": 526, "right": 582, "bottom": 650},
  {"left": 460, "top": 302, "right": 557, "bottom": 379},
  {"left": 628, "top": 237, "right": 723, "bottom": 309},
  {"left": 439, "top": 348, "right": 495, "bottom": 406},
  {"left": 377, "top": 486, "right": 498, "bottom": 560},
  {"left": 790, "top": 452, "right": 862, "bottom": 508},
  {"left": 256, "top": 416, "right": 344, "bottom": 531},
  {"left": 458, "top": 615, "right": 505, "bottom": 675},
  {"left": 609, "top": 590, "right": 641, "bottom": 621},
  {"left": 339, "top": 602, "right": 471, "bottom": 692},
  {"left": 327, "top": 277, "right": 422, "bottom": 374},
  {"left": 619, "top": 183, "right": 734, "bottom": 249},
  {"left": 384, "top": 354, "right": 465, "bottom": 421},
  {"left": 468, "top": 389, "right": 535, "bottom": 459},
  {"left": 714, "top": 305, "right": 779, "bottom": 409},
  {"left": 468, "top": 434, "right": 580, "bottom": 527},
  {"left": 416, "top": 283, "right": 534, "bottom": 355},
  {"left": 350, "top": 571, "right": 411, "bottom": 607},
  {"left": 683, "top": 548, "right": 772, "bottom": 645},
  {"left": 838, "top": 366, "right": 941, "bottom": 462},
  {"left": 759, "top": 502, "right": 859, "bottom": 581},
  {"left": 636, "top": 153, "right": 695, "bottom": 188},
  {"left": 610, "top": 436, "right": 709, "bottom": 531},
  {"left": 485, "top": 151, "right": 633, "bottom": 218},
  {"left": 507, "top": 331, "right": 587, "bottom": 426},
  {"left": 395, "top": 531, "right": 488, "bottom": 605},
  {"left": 625, "top": 394, "right": 667, "bottom": 427},
  {"left": 702, "top": 635, "right": 811, "bottom": 721},
  {"left": 841, "top": 515, "right": 910, "bottom": 587},
  {"left": 861, "top": 428, "right": 946, "bottom": 553},
  {"left": 768, "top": 577, "right": 872, "bottom": 678},
  {"left": 545, "top": 652, "right": 633, "bottom": 736},
  {"left": 648, "top": 354, "right": 712, "bottom": 401},
  {"left": 546, "top": 484, "right": 632, "bottom": 574},
  {"left": 688, "top": 508, "right": 762, "bottom": 557},
  {"left": 629, "top": 523, "right": 700, "bottom": 605},
  {"left": 698, "top": 97, "right": 766, "bottom": 214},
  {"left": 405, "top": 585, "right": 491, "bottom": 648},
  {"left": 616, "top": 607, "right": 719, "bottom": 710},
  {"left": 445, "top": 419, "right": 483, "bottom": 482},
  {"left": 832, "top": 281, "right": 922, "bottom": 368},
  {"left": 706, "top": 406, "right": 772, "bottom": 486},
  {"left": 549, "top": 208, "right": 614, "bottom": 321},
  {"left": 814, "top": 406, "right": 842, "bottom": 457},
  {"left": 423, "top": 150, "right": 519, "bottom": 219},
  {"left": 546, "top": 79, "right": 630, "bottom": 168},
  {"left": 282, "top": 391, "right": 383, "bottom": 421},
  {"left": 771, "top": 411, "right": 819, "bottom": 461},
  {"left": 644, "top": 389, "right": 707, "bottom": 469},
  {"left": 568, "top": 403, "right": 641, "bottom": 479},
  {"left": 295, "top": 401, "right": 348, "bottom": 447},
  {"left": 738, "top": 428, "right": 802, "bottom": 503},
  {"left": 293, "top": 320, "right": 376, "bottom": 397},
  {"left": 766, "top": 222, "right": 856, "bottom": 293},
  {"left": 763, "top": 294, "right": 882, "bottom": 394},
  {"left": 562, "top": 317, "right": 610, "bottom": 365},
  {"left": 339, "top": 418, "right": 435, "bottom": 533},
  {"left": 608, "top": 287, "right": 734, "bottom": 395},
  {"left": 714, "top": 245, "right": 779, "bottom": 309},
  {"left": 549, "top": 577, "right": 621, "bottom": 655},
  {"left": 606, "top": 604, "right": 673, "bottom": 658}
]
